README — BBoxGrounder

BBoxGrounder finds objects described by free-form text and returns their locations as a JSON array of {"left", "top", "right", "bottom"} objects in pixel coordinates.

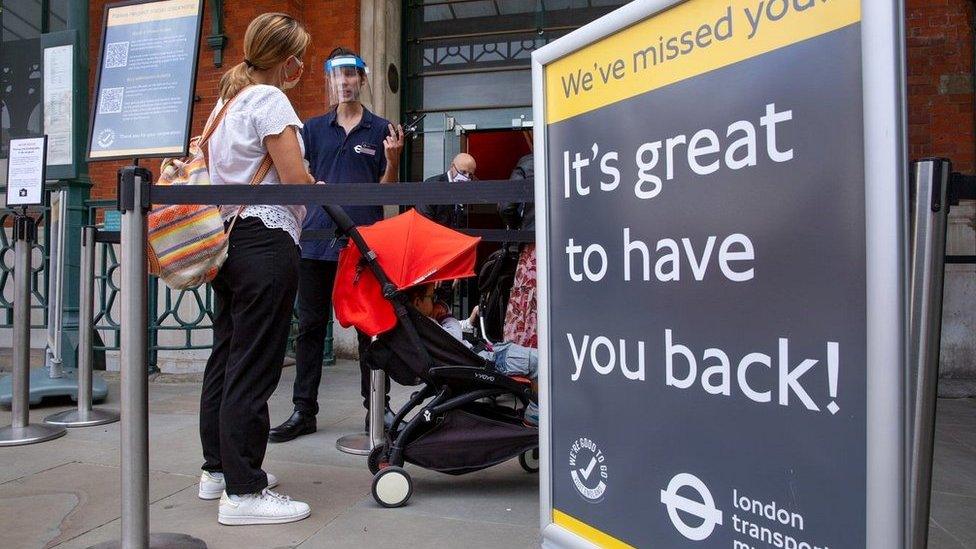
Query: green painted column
[{"left": 56, "top": 3, "right": 93, "bottom": 371}]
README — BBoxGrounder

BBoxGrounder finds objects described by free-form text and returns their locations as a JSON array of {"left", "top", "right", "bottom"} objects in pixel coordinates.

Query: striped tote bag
[{"left": 148, "top": 91, "right": 271, "bottom": 290}]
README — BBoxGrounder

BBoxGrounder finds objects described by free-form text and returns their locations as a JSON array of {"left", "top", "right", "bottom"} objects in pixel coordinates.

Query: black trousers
[
  {"left": 294, "top": 258, "right": 389, "bottom": 416},
  {"left": 292, "top": 258, "right": 337, "bottom": 415},
  {"left": 200, "top": 218, "right": 298, "bottom": 495}
]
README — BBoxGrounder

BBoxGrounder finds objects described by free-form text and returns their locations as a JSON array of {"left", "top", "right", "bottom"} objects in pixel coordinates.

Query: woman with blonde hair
[{"left": 195, "top": 12, "right": 314, "bottom": 525}]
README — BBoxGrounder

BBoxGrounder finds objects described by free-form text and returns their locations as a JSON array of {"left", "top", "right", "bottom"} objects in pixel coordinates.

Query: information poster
[
  {"left": 44, "top": 43, "right": 75, "bottom": 167},
  {"left": 534, "top": 1, "right": 904, "bottom": 547},
  {"left": 5, "top": 137, "right": 48, "bottom": 206},
  {"left": 87, "top": 0, "right": 203, "bottom": 161}
]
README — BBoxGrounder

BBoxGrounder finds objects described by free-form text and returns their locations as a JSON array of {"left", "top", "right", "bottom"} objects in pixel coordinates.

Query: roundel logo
[{"left": 660, "top": 473, "right": 723, "bottom": 541}]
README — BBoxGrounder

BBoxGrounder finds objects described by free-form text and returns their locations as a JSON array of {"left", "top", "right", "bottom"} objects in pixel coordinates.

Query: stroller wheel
[
  {"left": 367, "top": 443, "right": 389, "bottom": 475},
  {"left": 372, "top": 466, "right": 413, "bottom": 508},
  {"left": 519, "top": 448, "right": 540, "bottom": 473}
]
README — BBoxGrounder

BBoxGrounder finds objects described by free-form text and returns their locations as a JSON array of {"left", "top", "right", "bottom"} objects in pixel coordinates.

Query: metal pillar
[
  {"left": 336, "top": 369, "right": 386, "bottom": 455},
  {"left": 0, "top": 215, "right": 66, "bottom": 446},
  {"left": 92, "top": 167, "right": 205, "bottom": 549},
  {"left": 45, "top": 226, "right": 119, "bottom": 427},
  {"left": 908, "top": 158, "right": 951, "bottom": 549}
]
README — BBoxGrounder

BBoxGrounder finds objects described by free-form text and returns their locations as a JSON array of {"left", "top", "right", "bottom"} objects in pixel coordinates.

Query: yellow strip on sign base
[
  {"left": 545, "top": 0, "right": 861, "bottom": 124},
  {"left": 552, "top": 509, "right": 637, "bottom": 549}
]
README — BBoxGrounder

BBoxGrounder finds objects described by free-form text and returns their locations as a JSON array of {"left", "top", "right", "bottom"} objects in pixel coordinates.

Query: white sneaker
[
  {"left": 217, "top": 488, "right": 311, "bottom": 526},
  {"left": 198, "top": 471, "right": 278, "bottom": 500}
]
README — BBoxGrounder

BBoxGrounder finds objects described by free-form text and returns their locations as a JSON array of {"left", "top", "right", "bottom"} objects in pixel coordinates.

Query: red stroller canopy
[{"left": 333, "top": 209, "right": 481, "bottom": 337}]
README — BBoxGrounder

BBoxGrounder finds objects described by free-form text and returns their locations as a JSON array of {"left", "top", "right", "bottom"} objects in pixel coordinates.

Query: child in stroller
[
  {"left": 405, "top": 284, "right": 540, "bottom": 426},
  {"left": 325, "top": 206, "right": 539, "bottom": 509}
]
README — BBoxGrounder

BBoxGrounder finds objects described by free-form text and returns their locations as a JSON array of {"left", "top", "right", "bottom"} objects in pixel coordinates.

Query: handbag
[{"left": 148, "top": 88, "right": 272, "bottom": 290}]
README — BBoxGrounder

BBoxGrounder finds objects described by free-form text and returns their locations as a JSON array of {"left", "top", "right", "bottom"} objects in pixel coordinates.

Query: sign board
[
  {"left": 532, "top": 1, "right": 906, "bottom": 548},
  {"left": 42, "top": 30, "right": 81, "bottom": 180},
  {"left": 103, "top": 210, "right": 123, "bottom": 232},
  {"left": 5, "top": 136, "right": 48, "bottom": 207},
  {"left": 87, "top": 0, "right": 204, "bottom": 161}
]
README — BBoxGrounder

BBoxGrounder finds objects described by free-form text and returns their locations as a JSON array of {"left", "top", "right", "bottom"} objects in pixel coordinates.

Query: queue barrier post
[
  {"left": 0, "top": 213, "right": 67, "bottom": 446},
  {"left": 45, "top": 226, "right": 120, "bottom": 428},
  {"left": 336, "top": 369, "right": 387, "bottom": 455},
  {"left": 907, "top": 158, "right": 951, "bottom": 549},
  {"left": 90, "top": 167, "right": 206, "bottom": 549}
]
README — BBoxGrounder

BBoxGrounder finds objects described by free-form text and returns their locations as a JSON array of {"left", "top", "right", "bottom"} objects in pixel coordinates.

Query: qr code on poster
[
  {"left": 104, "top": 41, "right": 130, "bottom": 69},
  {"left": 98, "top": 87, "right": 125, "bottom": 114}
]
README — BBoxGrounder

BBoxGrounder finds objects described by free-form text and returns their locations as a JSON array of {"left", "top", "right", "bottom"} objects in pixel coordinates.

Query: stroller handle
[
  {"left": 322, "top": 204, "right": 399, "bottom": 298},
  {"left": 322, "top": 204, "right": 357, "bottom": 235}
]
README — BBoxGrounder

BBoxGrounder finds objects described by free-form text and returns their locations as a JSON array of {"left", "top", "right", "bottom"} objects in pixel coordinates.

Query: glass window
[
  {"left": 419, "top": 70, "right": 532, "bottom": 111},
  {"left": 2, "top": 0, "right": 47, "bottom": 161}
]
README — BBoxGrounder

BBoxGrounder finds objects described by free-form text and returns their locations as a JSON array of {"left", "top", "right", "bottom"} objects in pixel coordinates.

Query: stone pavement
[
  {"left": 0, "top": 360, "right": 973, "bottom": 548},
  {"left": 0, "top": 361, "right": 539, "bottom": 549}
]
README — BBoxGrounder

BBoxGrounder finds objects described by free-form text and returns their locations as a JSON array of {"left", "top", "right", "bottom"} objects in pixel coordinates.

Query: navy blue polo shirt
[{"left": 301, "top": 107, "right": 390, "bottom": 260}]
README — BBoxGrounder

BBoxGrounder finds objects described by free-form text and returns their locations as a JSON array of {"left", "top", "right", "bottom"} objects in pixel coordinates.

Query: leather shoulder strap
[
  {"left": 249, "top": 154, "right": 274, "bottom": 185},
  {"left": 199, "top": 85, "right": 254, "bottom": 147}
]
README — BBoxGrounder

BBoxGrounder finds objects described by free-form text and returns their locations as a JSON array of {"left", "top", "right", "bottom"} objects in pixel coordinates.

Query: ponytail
[{"left": 219, "top": 62, "right": 256, "bottom": 101}]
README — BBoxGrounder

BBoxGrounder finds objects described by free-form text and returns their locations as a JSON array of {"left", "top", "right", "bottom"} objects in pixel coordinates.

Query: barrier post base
[
  {"left": 44, "top": 408, "right": 120, "bottom": 427},
  {"left": 0, "top": 368, "right": 110, "bottom": 406},
  {"left": 336, "top": 432, "right": 372, "bottom": 455},
  {"left": 88, "top": 532, "right": 208, "bottom": 549},
  {"left": 0, "top": 424, "right": 66, "bottom": 447}
]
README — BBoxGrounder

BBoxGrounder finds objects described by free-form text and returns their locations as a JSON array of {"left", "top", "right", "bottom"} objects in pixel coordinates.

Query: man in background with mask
[
  {"left": 416, "top": 152, "right": 477, "bottom": 230},
  {"left": 270, "top": 47, "right": 404, "bottom": 443}
]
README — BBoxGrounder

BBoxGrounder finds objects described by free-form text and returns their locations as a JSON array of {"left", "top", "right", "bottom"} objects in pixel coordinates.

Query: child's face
[{"left": 412, "top": 286, "right": 436, "bottom": 318}]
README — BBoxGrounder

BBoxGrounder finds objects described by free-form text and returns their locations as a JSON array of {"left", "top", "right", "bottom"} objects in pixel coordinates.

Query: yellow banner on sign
[
  {"left": 545, "top": 0, "right": 860, "bottom": 124},
  {"left": 107, "top": 0, "right": 200, "bottom": 27}
]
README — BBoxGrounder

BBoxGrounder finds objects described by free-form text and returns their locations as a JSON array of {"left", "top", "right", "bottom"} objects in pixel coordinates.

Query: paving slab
[
  {"left": 57, "top": 461, "right": 373, "bottom": 549},
  {"left": 0, "top": 462, "right": 194, "bottom": 549},
  {"left": 929, "top": 520, "right": 969, "bottom": 549},
  {"left": 932, "top": 438, "right": 976, "bottom": 498},
  {"left": 929, "top": 491, "right": 976, "bottom": 548},
  {"left": 297, "top": 508, "right": 540, "bottom": 549},
  {"left": 354, "top": 459, "right": 540, "bottom": 528}
]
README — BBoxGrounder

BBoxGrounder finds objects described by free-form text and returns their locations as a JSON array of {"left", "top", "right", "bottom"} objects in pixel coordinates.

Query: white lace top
[{"left": 207, "top": 85, "right": 306, "bottom": 245}]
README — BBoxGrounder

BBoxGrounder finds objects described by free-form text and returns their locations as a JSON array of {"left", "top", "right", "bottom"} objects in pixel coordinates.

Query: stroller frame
[{"left": 324, "top": 205, "right": 539, "bottom": 508}]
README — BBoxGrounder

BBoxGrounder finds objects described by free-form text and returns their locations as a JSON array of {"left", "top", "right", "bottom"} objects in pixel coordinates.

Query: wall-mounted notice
[
  {"left": 87, "top": 0, "right": 203, "bottom": 161},
  {"left": 6, "top": 136, "right": 48, "bottom": 207},
  {"left": 44, "top": 43, "right": 75, "bottom": 168},
  {"left": 533, "top": 0, "right": 906, "bottom": 548}
]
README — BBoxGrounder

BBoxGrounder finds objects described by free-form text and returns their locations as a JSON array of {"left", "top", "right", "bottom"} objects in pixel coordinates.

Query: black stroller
[{"left": 325, "top": 205, "right": 539, "bottom": 508}]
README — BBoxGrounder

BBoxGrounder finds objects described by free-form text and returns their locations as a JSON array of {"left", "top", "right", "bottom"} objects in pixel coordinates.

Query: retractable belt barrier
[
  {"left": 144, "top": 180, "right": 535, "bottom": 207},
  {"left": 107, "top": 179, "right": 539, "bottom": 243},
  {"left": 110, "top": 172, "right": 536, "bottom": 547}
]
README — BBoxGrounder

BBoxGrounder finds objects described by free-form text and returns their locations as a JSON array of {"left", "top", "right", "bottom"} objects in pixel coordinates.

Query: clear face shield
[{"left": 325, "top": 55, "right": 374, "bottom": 110}]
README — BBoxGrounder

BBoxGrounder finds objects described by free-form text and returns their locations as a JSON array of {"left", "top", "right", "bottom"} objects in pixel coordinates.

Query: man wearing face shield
[{"left": 270, "top": 48, "right": 404, "bottom": 443}]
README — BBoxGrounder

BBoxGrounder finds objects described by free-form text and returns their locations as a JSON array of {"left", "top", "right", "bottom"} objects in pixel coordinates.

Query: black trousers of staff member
[
  {"left": 293, "top": 258, "right": 389, "bottom": 419},
  {"left": 200, "top": 218, "right": 299, "bottom": 495}
]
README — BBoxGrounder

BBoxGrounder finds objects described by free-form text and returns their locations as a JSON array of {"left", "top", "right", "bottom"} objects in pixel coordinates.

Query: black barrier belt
[
  {"left": 93, "top": 227, "right": 533, "bottom": 244},
  {"left": 149, "top": 180, "right": 534, "bottom": 206},
  {"left": 95, "top": 230, "right": 121, "bottom": 244},
  {"left": 299, "top": 228, "right": 534, "bottom": 243}
]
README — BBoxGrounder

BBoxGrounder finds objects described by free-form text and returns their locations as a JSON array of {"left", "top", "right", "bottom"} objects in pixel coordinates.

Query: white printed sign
[{"left": 5, "top": 137, "right": 48, "bottom": 207}]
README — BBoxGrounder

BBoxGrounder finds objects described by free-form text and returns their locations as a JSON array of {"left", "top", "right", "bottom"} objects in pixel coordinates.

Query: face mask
[
  {"left": 452, "top": 171, "right": 470, "bottom": 182},
  {"left": 281, "top": 57, "right": 304, "bottom": 90}
]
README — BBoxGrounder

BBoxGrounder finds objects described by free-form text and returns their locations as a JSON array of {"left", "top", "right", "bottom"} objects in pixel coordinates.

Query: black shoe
[
  {"left": 364, "top": 406, "right": 396, "bottom": 432},
  {"left": 269, "top": 410, "right": 317, "bottom": 443}
]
